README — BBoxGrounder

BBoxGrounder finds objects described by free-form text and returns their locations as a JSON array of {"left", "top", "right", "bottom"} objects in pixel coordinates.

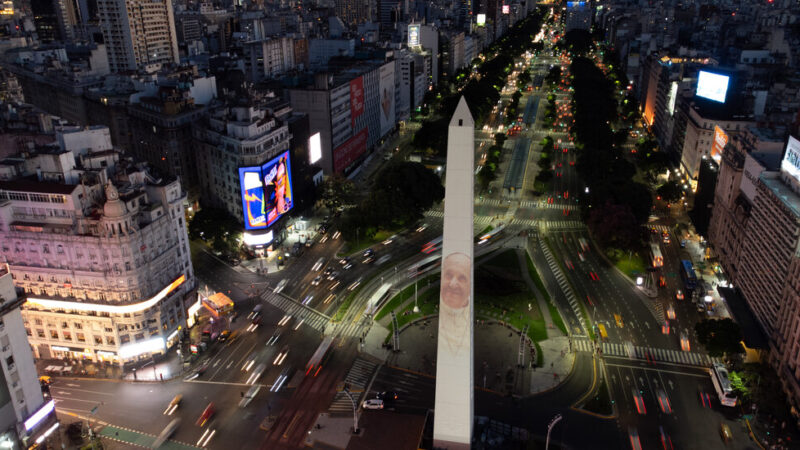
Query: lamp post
[
  {"left": 342, "top": 388, "right": 359, "bottom": 434},
  {"left": 546, "top": 414, "right": 562, "bottom": 450}
]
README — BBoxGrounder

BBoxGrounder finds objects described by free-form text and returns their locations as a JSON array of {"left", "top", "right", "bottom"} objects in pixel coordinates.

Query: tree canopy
[
  {"left": 188, "top": 208, "right": 242, "bottom": 256},
  {"left": 695, "top": 318, "right": 745, "bottom": 357}
]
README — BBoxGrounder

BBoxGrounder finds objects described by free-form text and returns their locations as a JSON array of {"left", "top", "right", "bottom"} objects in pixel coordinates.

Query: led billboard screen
[
  {"left": 696, "top": 70, "right": 729, "bottom": 103},
  {"left": 309, "top": 132, "right": 321, "bottom": 164},
  {"left": 502, "top": 4, "right": 509, "bottom": 14},
  {"left": 781, "top": 136, "right": 800, "bottom": 184},
  {"left": 476, "top": 13, "right": 486, "bottom": 25},
  {"left": 667, "top": 81, "right": 678, "bottom": 116},
  {"left": 239, "top": 150, "right": 294, "bottom": 230},
  {"left": 408, "top": 24, "right": 420, "bottom": 47}
]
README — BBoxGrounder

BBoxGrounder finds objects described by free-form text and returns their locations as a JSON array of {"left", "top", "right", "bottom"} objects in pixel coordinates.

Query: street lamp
[{"left": 342, "top": 388, "right": 359, "bottom": 434}]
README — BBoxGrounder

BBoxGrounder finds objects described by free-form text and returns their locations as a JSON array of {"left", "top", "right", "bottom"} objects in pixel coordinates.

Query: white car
[
  {"left": 362, "top": 399, "right": 384, "bottom": 410},
  {"left": 311, "top": 276, "right": 322, "bottom": 286}
]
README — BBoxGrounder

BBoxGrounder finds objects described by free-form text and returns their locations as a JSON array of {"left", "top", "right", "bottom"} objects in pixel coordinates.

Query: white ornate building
[{"left": 0, "top": 126, "right": 195, "bottom": 366}]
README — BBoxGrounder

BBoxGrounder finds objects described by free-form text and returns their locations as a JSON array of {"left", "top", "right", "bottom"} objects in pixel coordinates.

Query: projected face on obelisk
[{"left": 439, "top": 252, "right": 471, "bottom": 355}]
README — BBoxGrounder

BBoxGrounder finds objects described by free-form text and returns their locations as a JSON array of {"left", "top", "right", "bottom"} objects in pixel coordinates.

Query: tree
[
  {"left": 695, "top": 318, "right": 744, "bottom": 357},
  {"left": 188, "top": 207, "right": 242, "bottom": 256},
  {"left": 559, "top": 29, "right": 593, "bottom": 55},
  {"left": 586, "top": 202, "right": 642, "bottom": 250},
  {"left": 319, "top": 175, "right": 357, "bottom": 210},
  {"left": 657, "top": 181, "right": 683, "bottom": 203}
]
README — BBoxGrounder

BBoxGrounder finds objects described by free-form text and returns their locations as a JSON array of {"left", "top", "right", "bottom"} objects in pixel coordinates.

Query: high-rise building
[
  {"left": 0, "top": 126, "right": 195, "bottom": 366},
  {"left": 96, "top": 0, "right": 180, "bottom": 72},
  {"left": 564, "top": 1, "right": 592, "bottom": 32},
  {"left": 0, "top": 267, "right": 58, "bottom": 449},
  {"left": 335, "top": 0, "right": 370, "bottom": 25}
]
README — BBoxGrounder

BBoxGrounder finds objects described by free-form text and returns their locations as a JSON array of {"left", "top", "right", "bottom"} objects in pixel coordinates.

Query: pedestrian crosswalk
[
  {"left": 540, "top": 240, "right": 586, "bottom": 334},
  {"left": 536, "top": 220, "right": 585, "bottom": 230},
  {"left": 474, "top": 198, "right": 579, "bottom": 211},
  {"left": 259, "top": 291, "right": 330, "bottom": 332},
  {"left": 329, "top": 357, "right": 378, "bottom": 414},
  {"left": 424, "top": 210, "right": 585, "bottom": 232},
  {"left": 538, "top": 202, "right": 579, "bottom": 211},
  {"left": 571, "top": 338, "right": 721, "bottom": 367}
]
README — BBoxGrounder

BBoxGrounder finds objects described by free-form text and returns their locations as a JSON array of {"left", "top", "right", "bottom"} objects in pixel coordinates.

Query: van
[{"left": 719, "top": 423, "right": 733, "bottom": 443}]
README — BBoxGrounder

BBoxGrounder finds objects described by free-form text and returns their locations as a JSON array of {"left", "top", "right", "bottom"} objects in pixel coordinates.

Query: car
[
  {"left": 153, "top": 418, "right": 181, "bottom": 448},
  {"left": 363, "top": 248, "right": 374, "bottom": 257},
  {"left": 273, "top": 345, "right": 289, "bottom": 366},
  {"left": 589, "top": 271, "right": 599, "bottom": 281},
  {"left": 362, "top": 399, "right": 384, "bottom": 410},
  {"left": 659, "top": 426, "right": 674, "bottom": 450},
  {"left": 659, "top": 276, "right": 666, "bottom": 287},
  {"left": 699, "top": 389, "right": 712, "bottom": 408},
  {"left": 697, "top": 302, "right": 706, "bottom": 313},
  {"left": 323, "top": 267, "right": 333, "bottom": 277},
  {"left": 628, "top": 427, "right": 643, "bottom": 450},
  {"left": 363, "top": 256, "right": 375, "bottom": 264},
  {"left": 377, "top": 391, "right": 398, "bottom": 403},
  {"left": 675, "top": 290, "right": 684, "bottom": 301},
  {"left": 719, "top": 423, "right": 733, "bottom": 443},
  {"left": 196, "top": 403, "right": 215, "bottom": 427},
  {"left": 661, "top": 321, "right": 670, "bottom": 335},
  {"left": 631, "top": 388, "right": 646, "bottom": 415},
  {"left": 327, "top": 271, "right": 339, "bottom": 281},
  {"left": 663, "top": 235, "right": 670, "bottom": 244},
  {"left": 415, "top": 223, "right": 428, "bottom": 233},
  {"left": 302, "top": 295, "right": 313, "bottom": 305},
  {"left": 219, "top": 330, "right": 232, "bottom": 341},
  {"left": 239, "top": 384, "right": 261, "bottom": 408},
  {"left": 666, "top": 305, "right": 676, "bottom": 320},
  {"left": 382, "top": 235, "right": 398, "bottom": 245},
  {"left": 311, "top": 276, "right": 322, "bottom": 286},
  {"left": 343, "top": 262, "right": 354, "bottom": 270},
  {"left": 266, "top": 330, "right": 281, "bottom": 346},
  {"left": 656, "top": 389, "right": 672, "bottom": 414},
  {"left": 339, "top": 257, "right": 351, "bottom": 265},
  {"left": 614, "top": 314, "right": 624, "bottom": 328},
  {"left": 164, "top": 394, "right": 183, "bottom": 415},
  {"left": 680, "top": 332, "right": 691, "bottom": 351}
]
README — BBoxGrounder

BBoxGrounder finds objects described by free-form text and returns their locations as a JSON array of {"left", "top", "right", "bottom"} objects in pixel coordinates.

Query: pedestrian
[{"left": 550, "top": 362, "right": 553, "bottom": 369}]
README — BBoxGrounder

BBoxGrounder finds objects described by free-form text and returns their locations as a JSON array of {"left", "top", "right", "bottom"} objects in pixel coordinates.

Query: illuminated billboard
[
  {"left": 667, "top": 81, "right": 678, "bottom": 116},
  {"left": 349, "top": 76, "right": 364, "bottom": 127},
  {"left": 408, "top": 24, "right": 420, "bottom": 47},
  {"left": 780, "top": 136, "right": 800, "bottom": 184},
  {"left": 379, "top": 62, "right": 395, "bottom": 137},
  {"left": 476, "top": 13, "right": 486, "bottom": 25},
  {"left": 696, "top": 70, "right": 729, "bottom": 103},
  {"left": 502, "top": 4, "right": 509, "bottom": 14},
  {"left": 309, "top": 132, "right": 321, "bottom": 164},
  {"left": 239, "top": 150, "right": 294, "bottom": 230},
  {"left": 710, "top": 126, "right": 728, "bottom": 162}
]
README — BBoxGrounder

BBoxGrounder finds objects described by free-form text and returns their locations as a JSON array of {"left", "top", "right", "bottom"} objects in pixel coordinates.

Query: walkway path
[{"left": 516, "top": 249, "right": 562, "bottom": 339}]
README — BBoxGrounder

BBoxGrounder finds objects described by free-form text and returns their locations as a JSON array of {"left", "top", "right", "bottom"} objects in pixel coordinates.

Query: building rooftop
[
  {"left": 761, "top": 174, "right": 800, "bottom": 218},
  {"left": 0, "top": 178, "right": 79, "bottom": 195}
]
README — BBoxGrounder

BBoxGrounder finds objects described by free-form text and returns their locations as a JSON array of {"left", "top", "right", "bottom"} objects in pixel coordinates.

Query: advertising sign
[
  {"left": 780, "top": 136, "right": 800, "bottom": 184},
  {"left": 239, "top": 150, "right": 294, "bottom": 230},
  {"left": 476, "top": 13, "right": 486, "bottom": 25},
  {"left": 696, "top": 70, "right": 730, "bottom": 103},
  {"left": 408, "top": 24, "right": 420, "bottom": 47},
  {"left": 333, "top": 128, "right": 368, "bottom": 173},
  {"left": 667, "top": 81, "right": 678, "bottom": 116},
  {"left": 379, "top": 63, "right": 395, "bottom": 138},
  {"left": 710, "top": 126, "right": 728, "bottom": 163},
  {"left": 502, "top": 4, "right": 509, "bottom": 14},
  {"left": 349, "top": 76, "right": 364, "bottom": 127},
  {"left": 309, "top": 132, "right": 321, "bottom": 164}
]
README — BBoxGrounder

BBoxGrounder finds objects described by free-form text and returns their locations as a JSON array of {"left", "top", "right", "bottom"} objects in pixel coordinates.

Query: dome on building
[{"left": 103, "top": 181, "right": 127, "bottom": 218}]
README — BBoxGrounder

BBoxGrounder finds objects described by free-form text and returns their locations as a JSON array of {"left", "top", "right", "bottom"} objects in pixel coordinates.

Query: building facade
[
  {"left": 96, "top": 0, "right": 180, "bottom": 72},
  {"left": 0, "top": 129, "right": 194, "bottom": 366}
]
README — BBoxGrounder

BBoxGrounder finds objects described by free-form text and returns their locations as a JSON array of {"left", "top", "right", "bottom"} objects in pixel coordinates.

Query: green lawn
[
  {"left": 341, "top": 229, "right": 396, "bottom": 257},
  {"left": 544, "top": 238, "right": 594, "bottom": 340},
  {"left": 606, "top": 247, "right": 646, "bottom": 279},
  {"left": 375, "top": 274, "right": 438, "bottom": 321}
]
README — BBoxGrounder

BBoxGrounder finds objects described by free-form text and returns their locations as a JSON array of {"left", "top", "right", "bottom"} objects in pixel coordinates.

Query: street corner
[{"left": 528, "top": 336, "right": 576, "bottom": 395}]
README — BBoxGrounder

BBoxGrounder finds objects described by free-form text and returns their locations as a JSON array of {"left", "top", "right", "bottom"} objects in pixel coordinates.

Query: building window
[
  {"left": 49, "top": 330, "right": 58, "bottom": 339},
  {"left": 63, "top": 331, "right": 72, "bottom": 341},
  {"left": 61, "top": 322, "right": 68, "bottom": 328},
  {"left": 106, "top": 336, "right": 115, "bottom": 345},
  {"left": 5, "top": 356, "right": 13, "bottom": 367},
  {"left": 74, "top": 323, "right": 82, "bottom": 329},
  {"left": 94, "top": 336, "right": 102, "bottom": 345},
  {"left": 76, "top": 333, "right": 85, "bottom": 343},
  {"left": 25, "top": 327, "right": 31, "bottom": 336},
  {"left": 120, "top": 335, "right": 129, "bottom": 344},
  {"left": 134, "top": 333, "right": 144, "bottom": 342}
]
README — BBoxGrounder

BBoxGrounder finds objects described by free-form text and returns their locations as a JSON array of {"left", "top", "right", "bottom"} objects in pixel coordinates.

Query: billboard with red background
[
  {"left": 350, "top": 76, "right": 364, "bottom": 127},
  {"left": 334, "top": 128, "right": 368, "bottom": 173}
]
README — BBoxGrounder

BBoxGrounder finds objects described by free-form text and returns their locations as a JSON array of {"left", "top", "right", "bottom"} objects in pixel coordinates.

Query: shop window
[{"left": 76, "top": 333, "right": 85, "bottom": 343}]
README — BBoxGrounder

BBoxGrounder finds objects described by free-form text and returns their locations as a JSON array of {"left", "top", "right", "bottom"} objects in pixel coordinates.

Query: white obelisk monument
[{"left": 433, "top": 96, "right": 475, "bottom": 449}]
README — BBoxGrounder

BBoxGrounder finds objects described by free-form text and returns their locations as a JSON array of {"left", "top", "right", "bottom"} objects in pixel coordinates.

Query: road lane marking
[
  {"left": 603, "top": 361, "right": 708, "bottom": 378},
  {"left": 52, "top": 386, "right": 116, "bottom": 396}
]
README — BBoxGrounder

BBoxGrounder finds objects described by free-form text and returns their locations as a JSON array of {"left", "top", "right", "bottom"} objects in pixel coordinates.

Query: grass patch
[
  {"left": 534, "top": 341, "right": 543, "bottom": 367},
  {"left": 581, "top": 378, "right": 613, "bottom": 416},
  {"left": 332, "top": 271, "right": 381, "bottom": 322},
  {"left": 477, "top": 225, "right": 493, "bottom": 237},
  {"left": 375, "top": 274, "right": 438, "bottom": 321},
  {"left": 605, "top": 247, "right": 646, "bottom": 279},
  {"left": 525, "top": 252, "right": 567, "bottom": 335},
  {"left": 341, "top": 229, "right": 396, "bottom": 257}
]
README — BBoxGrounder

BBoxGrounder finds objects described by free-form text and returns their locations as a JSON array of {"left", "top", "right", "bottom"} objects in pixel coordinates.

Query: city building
[
  {"left": 193, "top": 96, "right": 292, "bottom": 230},
  {"left": 0, "top": 126, "right": 195, "bottom": 366},
  {"left": 96, "top": 0, "right": 180, "bottom": 72},
  {"left": 564, "top": 0, "right": 592, "bottom": 32},
  {"left": 289, "top": 59, "right": 395, "bottom": 175},
  {"left": 241, "top": 36, "right": 296, "bottom": 81}
]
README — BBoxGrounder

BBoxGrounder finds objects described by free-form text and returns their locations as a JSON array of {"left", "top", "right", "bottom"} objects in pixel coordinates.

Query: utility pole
[
  {"left": 342, "top": 388, "right": 359, "bottom": 434},
  {"left": 546, "top": 414, "right": 562, "bottom": 450}
]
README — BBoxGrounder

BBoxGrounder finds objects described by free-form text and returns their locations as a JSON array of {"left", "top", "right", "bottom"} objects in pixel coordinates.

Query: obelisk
[{"left": 433, "top": 96, "right": 475, "bottom": 449}]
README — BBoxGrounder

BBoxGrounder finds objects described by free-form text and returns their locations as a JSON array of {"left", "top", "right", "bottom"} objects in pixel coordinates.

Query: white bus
[
  {"left": 578, "top": 238, "right": 589, "bottom": 252},
  {"left": 710, "top": 363, "right": 737, "bottom": 407},
  {"left": 364, "top": 283, "right": 393, "bottom": 316},
  {"left": 407, "top": 254, "right": 442, "bottom": 278},
  {"left": 651, "top": 243, "right": 663, "bottom": 268}
]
